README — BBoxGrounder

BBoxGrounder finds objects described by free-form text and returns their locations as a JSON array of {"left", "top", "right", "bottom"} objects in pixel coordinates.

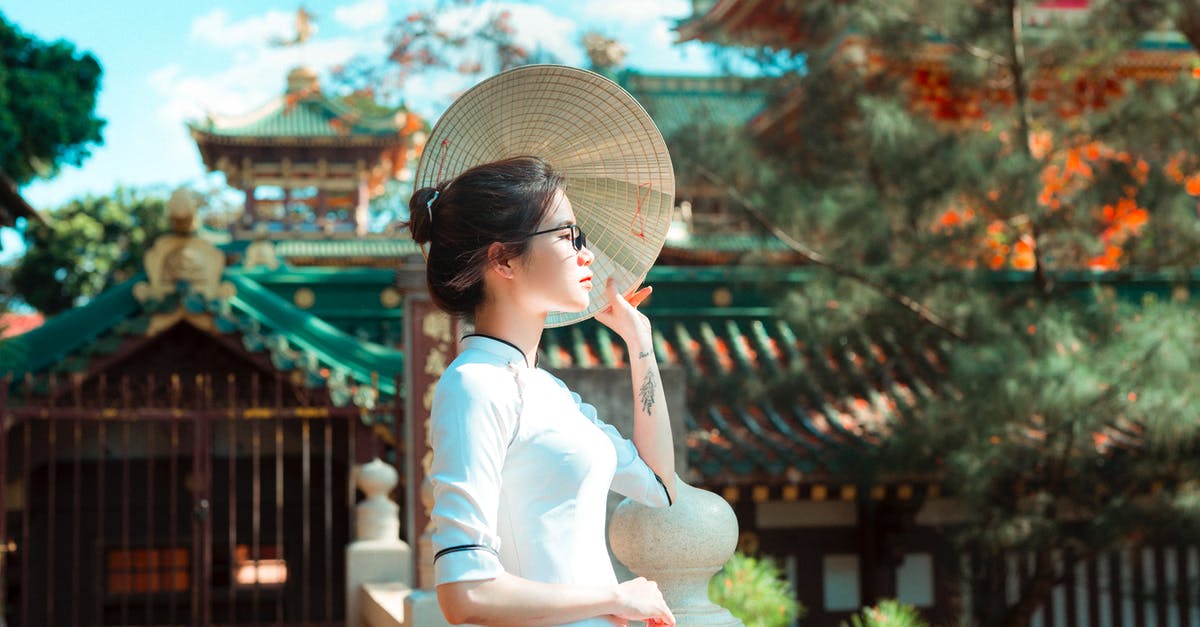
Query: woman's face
[{"left": 512, "top": 189, "right": 595, "bottom": 314}]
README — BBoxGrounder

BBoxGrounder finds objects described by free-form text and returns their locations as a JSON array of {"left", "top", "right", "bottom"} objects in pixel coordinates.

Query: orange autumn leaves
[{"left": 934, "top": 132, "right": 1164, "bottom": 271}]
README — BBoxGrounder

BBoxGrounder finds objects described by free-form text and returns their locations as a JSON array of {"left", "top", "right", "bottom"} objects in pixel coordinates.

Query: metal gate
[{"left": 1, "top": 373, "right": 393, "bottom": 626}]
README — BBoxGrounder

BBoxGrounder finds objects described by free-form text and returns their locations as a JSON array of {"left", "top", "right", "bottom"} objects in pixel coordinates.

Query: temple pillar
[
  {"left": 243, "top": 186, "right": 257, "bottom": 227},
  {"left": 356, "top": 174, "right": 370, "bottom": 236},
  {"left": 282, "top": 187, "right": 293, "bottom": 231},
  {"left": 317, "top": 187, "right": 329, "bottom": 215}
]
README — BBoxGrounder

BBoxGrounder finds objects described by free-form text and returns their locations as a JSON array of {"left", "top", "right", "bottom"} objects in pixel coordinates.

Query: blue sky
[{"left": 0, "top": 0, "right": 728, "bottom": 259}]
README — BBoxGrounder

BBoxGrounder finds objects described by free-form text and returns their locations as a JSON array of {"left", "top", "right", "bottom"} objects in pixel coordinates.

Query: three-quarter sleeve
[
  {"left": 428, "top": 364, "right": 521, "bottom": 584},
  {"left": 561, "top": 384, "right": 672, "bottom": 509}
]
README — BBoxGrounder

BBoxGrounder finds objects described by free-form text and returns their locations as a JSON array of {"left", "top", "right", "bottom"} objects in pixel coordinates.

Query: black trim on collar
[{"left": 463, "top": 333, "right": 538, "bottom": 368}]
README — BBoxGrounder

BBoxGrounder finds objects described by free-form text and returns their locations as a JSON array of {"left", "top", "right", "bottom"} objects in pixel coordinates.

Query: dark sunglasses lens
[{"left": 575, "top": 227, "right": 587, "bottom": 251}]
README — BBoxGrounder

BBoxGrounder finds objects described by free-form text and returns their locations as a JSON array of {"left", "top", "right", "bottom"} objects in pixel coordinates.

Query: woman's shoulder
[{"left": 438, "top": 348, "right": 521, "bottom": 399}]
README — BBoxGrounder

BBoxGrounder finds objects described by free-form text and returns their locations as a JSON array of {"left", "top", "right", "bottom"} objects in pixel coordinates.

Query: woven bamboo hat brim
[{"left": 414, "top": 64, "right": 675, "bottom": 328}]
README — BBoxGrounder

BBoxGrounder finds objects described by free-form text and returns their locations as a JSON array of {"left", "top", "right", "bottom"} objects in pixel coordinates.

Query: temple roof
[
  {"left": 4, "top": 264, "right": 1190, "bottom": 487},
  {"left": 1, "top": 268, "right": 406, "bottom": 396},
  {"left": 273, "top": 238, "right": 423, "bottom": 264},
  {"left": 214, "top": 231, "right": 800, "bottom": 270},
  {"left": 618, "top": 72, "right": 770, "bottom": 138},
  {"left": 188, "top": 68, "right": 414, "bottom": 146}
]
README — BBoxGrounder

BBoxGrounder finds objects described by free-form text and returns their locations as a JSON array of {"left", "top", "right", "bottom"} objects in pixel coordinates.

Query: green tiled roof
[
  {"left": 619, "top": 72, "right": 769, "bottom": 138},
  {"left": 241, "top": 267, "right": 404, "bottom": 344},
  {"left": 10, "top": 262, "right": 1199, "bottom": 486},
  {"left": 275, "top": 239, "right": 421, "bottom": 258},
  {"left": 224, "top": 271, "right": 404, "bottom": 394},
  {"left": 189, "top": 93, "right": 403, "bottom": 140},
  {"left": 0, "top": 276, "right": 143, "bottom": 374},
  {"left": 540, "top": 315, "right": 942, "bottom": 485},
  {"left": 665, "top": 233, "right": 794, "bottom": 253},
  {"left": 3, "top": 269, "right": 405, "bottom": 398}
]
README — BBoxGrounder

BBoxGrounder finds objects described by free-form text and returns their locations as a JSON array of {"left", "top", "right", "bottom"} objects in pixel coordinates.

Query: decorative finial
[
  {"left": 167, "top": 188, "right": 199, "bottom": 235},
  {"left": 582, "top": 32, "right": 627, "bottom": 73}
]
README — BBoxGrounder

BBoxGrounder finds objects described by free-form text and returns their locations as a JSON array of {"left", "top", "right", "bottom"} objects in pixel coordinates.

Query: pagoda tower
[{"left": 189, "top": 66, "right": 424, "bottom": 238}]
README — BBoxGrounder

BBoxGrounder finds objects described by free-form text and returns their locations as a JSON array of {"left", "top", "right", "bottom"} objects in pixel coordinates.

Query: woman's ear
[{"left": 486, "top": 241, "right": 515, "bottom": 279}]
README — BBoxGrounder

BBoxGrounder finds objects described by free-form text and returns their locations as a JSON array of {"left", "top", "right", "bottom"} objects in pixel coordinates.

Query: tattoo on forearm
[
  {"left": 638, "top": 371, "right": 658, "bottom": 414},
  {"left": 638, "top": 350, "right": 652, "bottom": 360}
]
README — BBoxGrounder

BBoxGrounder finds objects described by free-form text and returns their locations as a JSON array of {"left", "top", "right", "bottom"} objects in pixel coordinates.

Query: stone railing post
[
  {"left": 609, "top": 478, "right": 744, "bottom": 626},
  {"left": 401, "top": 476, "right": 454, "bottom": 626},
  {"left": 346, "top": 458, "right": 412, "bottom": 627}
]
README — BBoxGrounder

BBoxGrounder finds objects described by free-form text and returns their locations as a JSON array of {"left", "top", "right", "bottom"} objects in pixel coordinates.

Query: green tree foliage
[
  {"left": 708, "top": 551, "right": 804, "bottom": 627},
  {"left": 677, "top": 2, "right": 1200, "bottom": 626},
  {"left": 11, "top": 188, "right": 167, "bottom": 315},
  {"left": 0, "top": 11, "right": 104, "bottom": 185}
]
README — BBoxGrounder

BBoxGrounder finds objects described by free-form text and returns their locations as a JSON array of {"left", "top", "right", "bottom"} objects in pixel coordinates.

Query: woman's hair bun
[{"left": 407, "top": 186, "right": 439, "bottom": 244}]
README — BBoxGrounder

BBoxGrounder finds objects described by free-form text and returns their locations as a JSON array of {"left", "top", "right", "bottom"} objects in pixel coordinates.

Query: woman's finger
[
  {"left": 600, "top": 280, "right": 652, "bottom": 313},
  {"left": 626, "top": 286, "right": 652, "bottom": 308}
]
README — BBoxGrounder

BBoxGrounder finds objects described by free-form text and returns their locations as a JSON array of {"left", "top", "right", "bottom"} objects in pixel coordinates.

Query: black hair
[{"left": 406, "top": 156, "right": 566, "bottom": 319}]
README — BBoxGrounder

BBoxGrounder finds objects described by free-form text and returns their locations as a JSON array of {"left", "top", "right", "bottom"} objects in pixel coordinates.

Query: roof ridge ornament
[{"left": 134, "top": 187, "right": 236, "bottom": 336}]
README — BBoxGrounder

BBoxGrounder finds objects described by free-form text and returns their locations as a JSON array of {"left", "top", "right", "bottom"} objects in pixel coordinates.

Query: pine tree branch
[
  {"left": 875, "top": 4, "right": 1009, "bottom": 68},
  {"left": 692, "top": 164, "right": 968, "bottom": 341}
]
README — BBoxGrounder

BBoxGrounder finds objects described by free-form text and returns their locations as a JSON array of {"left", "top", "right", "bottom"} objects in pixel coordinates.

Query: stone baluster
[
  {"left": 609, "top": 477, "right": 744, "bottom": 626},
  {"left": 402, "top": 475, "right": 453, "bottom": 625},
  {"left": 346, "top": 458, "right": 412, "bottom": 627}
]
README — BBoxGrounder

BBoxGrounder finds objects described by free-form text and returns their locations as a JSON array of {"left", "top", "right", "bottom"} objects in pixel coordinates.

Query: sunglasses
[{"left": 527, "top": 223, "right": 588, "bottom": 252}]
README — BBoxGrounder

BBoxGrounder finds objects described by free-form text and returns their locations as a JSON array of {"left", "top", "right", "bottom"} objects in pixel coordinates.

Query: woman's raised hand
[
  {"left": 607, "top": 576, "right": 675, "bottom": 626},
  {"left": 594, "top": 278, "right": 653, "bottom": 348}
]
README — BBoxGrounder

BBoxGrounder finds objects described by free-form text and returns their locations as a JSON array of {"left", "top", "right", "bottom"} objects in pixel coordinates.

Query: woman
[{"left": 407, "top": 156, "right": 678, "bottom": 627}]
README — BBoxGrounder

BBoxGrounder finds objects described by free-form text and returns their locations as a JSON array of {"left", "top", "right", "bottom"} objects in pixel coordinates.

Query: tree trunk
[{"left": 1175, "top": 1, "right": 1200, "bottom": 52}]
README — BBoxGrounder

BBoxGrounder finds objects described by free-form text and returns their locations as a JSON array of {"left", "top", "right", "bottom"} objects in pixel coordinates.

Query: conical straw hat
[{"left": 414, "top": 65, "right": 675, "bottom": 328}]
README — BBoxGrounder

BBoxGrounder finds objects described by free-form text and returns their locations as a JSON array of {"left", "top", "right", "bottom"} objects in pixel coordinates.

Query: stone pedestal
[
  {"left": 346, "top": 459, "right": 412, "bottom": 627},
  {"left": 609, "top": 478, "right": 744, "bottom": 626}
]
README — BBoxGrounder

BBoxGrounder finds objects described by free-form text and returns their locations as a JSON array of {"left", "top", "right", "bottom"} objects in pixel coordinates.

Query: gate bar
[
  {"left": 228, "top": 374, "right": 238, "bottom": 626},
  {"left": 71, "top": 377, "right": 83, "bottom": 627},
  {"left": 0, "top": 377, "right": 9, "bottom": 625},
  {"left": 21, "top": 388, "right": 31, "bottom": 625},
  {"left": 324, "top": 416, "right": 334, "bottom": 625},
  {"left": 248, "top": 373, "right": 261, "bottom": 619},
  {"left": 120, "top": 376, "right": 132, "bottom": 627},
  {"left": 169, "top": 413, "right": 180, "bottom": 626},
  {"left": 145, "top": 400, "right": 157, "bottom": 627},
  {"left": 274, "top": 373, "right": 284, "bottom": 626},
  {"left": 72, "top": 412, "right": 82, "bottom": 627},
  {"left": 95, "top": 374, "right": 108, "bottom": 627},
  {"left": 45, "top": 374, "right": 58, "bottom": 627},
  {"left": 302, "top": 417, "right": 312, "bottom": 623}
]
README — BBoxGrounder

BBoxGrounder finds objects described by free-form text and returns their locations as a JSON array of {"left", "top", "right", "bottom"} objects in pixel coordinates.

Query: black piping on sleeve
[
  {"left": 654, "top": 474, "right": 673, "bottom": 506},
  {"left": 434, "top": 544, "right": 499, "bottom": 562}
]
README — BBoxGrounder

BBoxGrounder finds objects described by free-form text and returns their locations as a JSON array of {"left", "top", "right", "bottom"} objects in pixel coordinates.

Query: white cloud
[
  {"left": 504, "top": 3, "right": 584, "bottom": 65},
  {"left": 334, "top": 0, "right": 389, "bottom": 30},
  {"left": 580, "top": 0, "right": 691, "bottom": 25},
  {"left": 434, "top": 3, "right": 585, "bottom": 68},
  {"left": 190, "top": 8, "right": 297, "bottom": 49},
  {"left": 151, "top": 36, "right": 385, "bottom": 127}
]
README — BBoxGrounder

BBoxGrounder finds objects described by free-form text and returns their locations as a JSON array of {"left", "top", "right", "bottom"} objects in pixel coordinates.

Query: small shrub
[
  {"left": 708, "top": 551, "right": 804, "bottom": 627},
  {"left": 841, "top": 600, "right": 928, "bottom": 627}
]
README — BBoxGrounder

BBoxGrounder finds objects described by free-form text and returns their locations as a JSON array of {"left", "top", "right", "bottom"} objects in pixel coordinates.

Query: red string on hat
[
  {"left": 631, "top": 182, "right": 651, "bottom": 238},
  {"left": 436, "top": 138, "right": 451, "bottom": 180}
]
